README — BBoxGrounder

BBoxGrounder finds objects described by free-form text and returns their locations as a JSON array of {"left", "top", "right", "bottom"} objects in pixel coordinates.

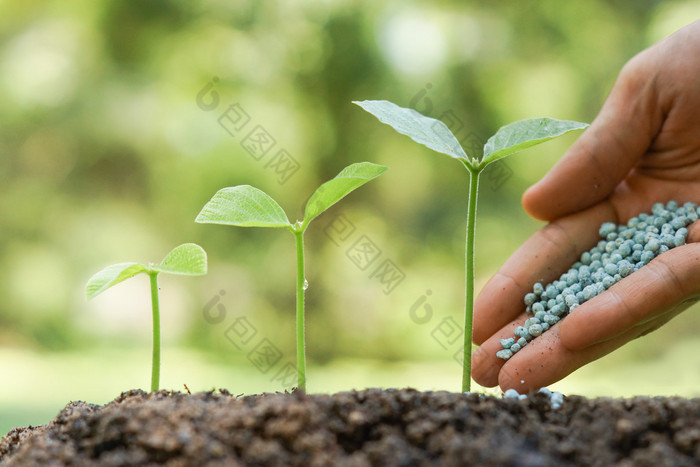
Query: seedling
[
  {"left": 195, "top": 162, "right": 388, "bottom": 391},
  {"left": 86, "top": 243, "right": 208, "bottom": 391},
  {"left": 355, "top": 100, "right": 587, "bottom": 392}
]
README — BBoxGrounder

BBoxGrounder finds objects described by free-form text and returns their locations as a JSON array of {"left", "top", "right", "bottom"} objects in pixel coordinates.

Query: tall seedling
[
  {"left": 196, "top": 162, "right": 387, "bottom": 391},
  {"left": 355, "top": 100, "right": 587, "bottom": 392}
]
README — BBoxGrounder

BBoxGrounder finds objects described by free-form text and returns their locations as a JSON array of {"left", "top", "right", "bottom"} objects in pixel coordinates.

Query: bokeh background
[{"left": 2, "top": 0, "right": 700, "bottom": 433}]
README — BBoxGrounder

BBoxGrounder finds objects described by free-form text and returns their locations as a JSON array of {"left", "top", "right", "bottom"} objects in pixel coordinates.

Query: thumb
[{"left": 522, "top": 56, "right": 663, "bottom": 221}]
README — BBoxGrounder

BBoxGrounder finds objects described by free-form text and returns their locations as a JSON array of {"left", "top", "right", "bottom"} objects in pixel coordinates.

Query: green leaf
[
  {"left": 195, "top": 185, "right": 291, "bottom": 228},
  {"left": 151, "top": 243, "right": 208, "bottom": 276},
  {"left": 302, "top": 162, "right": 388, "bottom": 229},
  {"left": 86, "top": 262, "right": 147, "bottom": 300},
  {"left": 354, "top": 100, "right": 468, "bottom": 161},
  {"left": 481, "top": 118, "right": 588, "bottom": 166}
]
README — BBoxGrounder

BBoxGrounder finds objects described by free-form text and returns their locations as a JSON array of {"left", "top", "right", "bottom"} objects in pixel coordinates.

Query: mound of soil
[{"left": 1, "top": 388, "right": 699, "bottom": 466}]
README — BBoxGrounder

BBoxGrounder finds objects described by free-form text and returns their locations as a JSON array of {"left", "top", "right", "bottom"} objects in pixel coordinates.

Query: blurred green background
[{"left": 2, "top": 0, "right": 700, "bottom": 434}]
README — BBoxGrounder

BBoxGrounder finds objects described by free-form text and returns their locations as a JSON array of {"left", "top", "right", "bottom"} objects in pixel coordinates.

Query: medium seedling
[
  {"left": 195, "top": 162, "right": 388, "bottom": 391},
  {"left": 86, "top": 243, "right": 208, "bottom": 391},
  {"left": 355, "top": 100, "right": 587, "bottom": 392}
]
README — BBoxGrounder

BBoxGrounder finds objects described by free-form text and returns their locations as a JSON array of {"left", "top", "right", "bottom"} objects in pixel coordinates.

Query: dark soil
[{"left": 1, "top": 388, "right": 699, "bottom": 466}]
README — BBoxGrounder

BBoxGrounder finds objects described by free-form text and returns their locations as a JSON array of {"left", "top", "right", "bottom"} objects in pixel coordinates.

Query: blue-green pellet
[
  {"left": 618, "top": 260, "right": 634, "bottom": 277},
  {"left": 582, "top": 285, "right": 597, "bottom": 300},
  {"left": 617, "top": 244, "right": 631, "bottom": 256},
  {"left": 497, "top": 349, "right": 513, "bottom": 360},
  {"left": 535, "top": 310, "right": 547, "bottom": 321},
  {"left": 660, "top": 234, "right": 675, "bottom": 248},
  {"left": 524, "top": 292, "right": 536, "bottom": 306},
  {"left": 514, "top": 326, "right": 528, "bottom": 338},
  {"left": 517, "top": 337, "right": 528, "bottom": 347},
  {"left": 602, "top": 275, "right": 615, "bottom": 289},
  {"left": 528, "top": 324, "right": 543, "bottom": 337},
  {"left": 581, "top": 251, "right": 591, "bottom": 265},
  {"left": 545, "top": 314, "right": 560, "bottom": 325},
  {"left": 599, "top": 222, "right": 616, "bottom": 237},
  {"left": 510, "top": 343, "right": 521, "bottom": 353},
  {"left": 532, "top": 302, "right": 544, "bottom": 313},
  {"left": 524, "top": 317, "right": 540, "bottom": 328},
  {"left": 604, "top": 263, "right": 618, "bottom": 275},
  {"left": 533, "top": 282, "right": 544, "bottom": 296},
  {"left": 645, "top": 239, "right": 660, "bottom": 252}
]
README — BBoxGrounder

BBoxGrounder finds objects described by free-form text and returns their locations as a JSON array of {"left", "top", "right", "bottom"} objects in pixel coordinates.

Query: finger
[
  {"left": 496, "top": 306, "right": 686, "bottom": 393},
  {"left": 560, "top": 241, "right": 700, "bottom": 351},
  {"left": 522, "top": 55, "right": 664, "bottom": 221},
  {"left": 472, "top": 201, "right": 617, "bottom": 345}
]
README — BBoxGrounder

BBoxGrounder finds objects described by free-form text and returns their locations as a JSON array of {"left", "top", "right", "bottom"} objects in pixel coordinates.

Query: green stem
[
  {"left": 462, "top": 166, "right": 481, "bottom": 392},
  {"left": 149, "top": 272, "right": 161, "bottom": 392},
  {"left": 294, "top": 230, "right": 307, "bottom": 391}
]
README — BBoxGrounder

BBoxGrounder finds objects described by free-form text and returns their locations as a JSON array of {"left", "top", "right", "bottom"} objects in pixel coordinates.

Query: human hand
[{"left": 471, "top": 20, "right": 700, "bottom": 392}]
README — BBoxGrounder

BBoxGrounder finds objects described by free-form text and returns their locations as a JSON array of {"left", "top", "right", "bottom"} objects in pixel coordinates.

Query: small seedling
[
  {"left": 355, "top": 100, "right": 587, "bottom": 392},
  {"left": 86, "top": 243, "right": 208, "bottom": 391},
  {"left": 195, "top": 162, "right": 388, "bottom": 391}
]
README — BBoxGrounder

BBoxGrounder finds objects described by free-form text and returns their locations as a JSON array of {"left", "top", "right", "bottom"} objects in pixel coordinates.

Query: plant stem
[
  {"left": 294, "top": 230, "right": 307, "bottom": 391},
  {"left": 462, "top": 166, "right": 481, "bottom": 392},
  {"left": 149, "top": 272, "right": 161, "bottom": 392}
]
